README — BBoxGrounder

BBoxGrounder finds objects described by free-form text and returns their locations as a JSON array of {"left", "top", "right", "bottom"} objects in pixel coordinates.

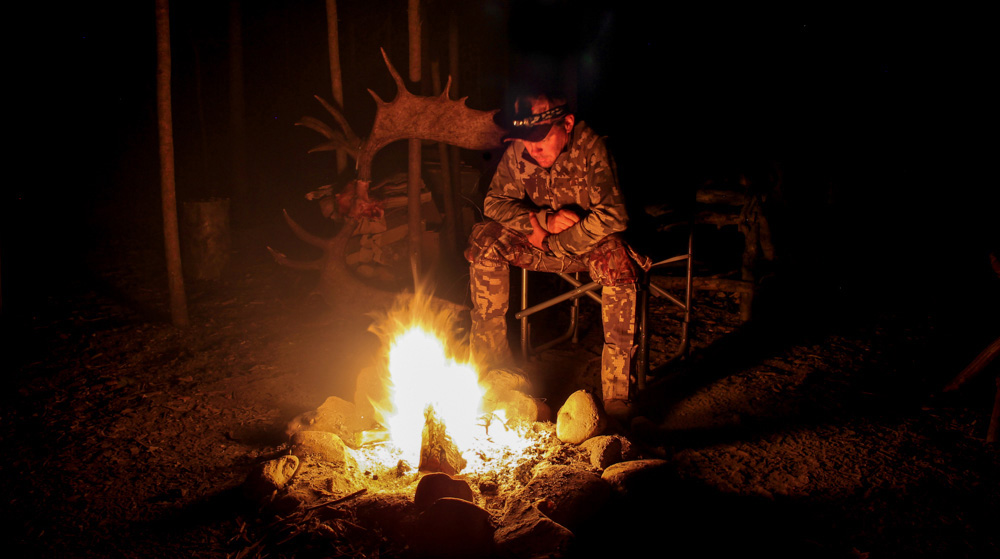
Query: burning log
[{"left": 419, "top": 408, "right": 467, "bottom": 475}]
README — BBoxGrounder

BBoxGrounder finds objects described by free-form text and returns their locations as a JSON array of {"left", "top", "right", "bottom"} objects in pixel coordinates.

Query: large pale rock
[
  {"left": 285, "top": 395, "right": 374, "bottom": 447},
  {"left": 495, "top": 499, "right": 573, "bottom": 559},
  {"left": 580, "top": 435, "right": 638, "bottom": 470},
  {"left": 290, "top": 431, "right": 356, "bottom": 467},
  {"left": 556, "top": 390, "right": 605, "bottom": 444},
  {"left": 414, "top": 472, "right": 475, "bottom": 511},
  {"left": 505, "top": 464, "right": 610, "bottom": 531},
  {"left": 412, "top": 497, "right": 495, "bottom": 557},
  {"left": 243, "top": 455, "right": 300, "bottom": 501}
]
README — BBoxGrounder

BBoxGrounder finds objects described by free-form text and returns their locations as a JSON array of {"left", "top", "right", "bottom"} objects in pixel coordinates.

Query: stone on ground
[
  {"left": 504, "top": 464, "right": 610, "bottom": 531},
  {"left": 243, "top": 455, "right": 300, "bottom": 501},
  {"left": 495, "top": 499, "right": 574, "bottom": 559},
  {"left": 580, "top": 434, "right": 637, "bottom": 470},
  {"left": 285, "top": 395, "right": 373, "bottom": 447},
  {"left": 556, "top": 390, "right": 605, "bottom": 444},
  {"left": 290, "top": 431, "right": 356, "bottom": 467},
  {"left": 412, "top": 497, "right": 495, "bottom": 557},
  {"left": 414, "top": 472, "right": 475, "bottom": 511},
  {"left": 481, "top": 367, "right": 532, "bottom": 394},
  {"left": 601, "top": 459, "right": 671, "bottom": 494}
]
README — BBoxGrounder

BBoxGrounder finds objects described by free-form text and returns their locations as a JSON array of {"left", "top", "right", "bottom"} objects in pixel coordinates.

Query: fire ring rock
[
  {"left": 243, "top": 455, "right": 300, "bottom": 502},
  {"left": 290, "top": 431, "right": 356, "bottom": 468},
  {"left": 412, "top": 497, "right": 495, "bottom": 558},
  {"left": 580, "top": 434, "right": 637, "bottom": 470},
  {"left": 601, "top": 459, "right": 671, "bottom": 494},
  {"left": 504, "top": 464, "right": 611, "bottom": 531},
  {"left": 495, "top": 499, "right": 574, "bottom": 558},
  {"left": 414, "top": 472, "right": 475, "bottom": 511},
  {"left": 556, "top": 390, "right": 605, "bottom": 444},
  {"left": 481, "top": 367, "right": 533, "bottom": 394},
  {"left": 285, "top": 395, "right": 372, "bottom": 447}
]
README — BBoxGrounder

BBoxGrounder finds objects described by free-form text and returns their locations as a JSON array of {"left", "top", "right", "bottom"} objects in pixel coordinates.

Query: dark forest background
[{"left": 5, "top": 1, "right": 995, "bottom": 330}]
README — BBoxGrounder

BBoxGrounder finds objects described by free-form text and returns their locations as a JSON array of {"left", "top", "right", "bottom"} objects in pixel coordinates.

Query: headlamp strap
[{"left": 512, "top": 104, "right": 569, "bottom": 127}]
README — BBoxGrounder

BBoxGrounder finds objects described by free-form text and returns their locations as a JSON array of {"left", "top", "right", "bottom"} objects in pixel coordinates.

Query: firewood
[{"left": 419, "top": 408, "right": 467, "bottom": 474}]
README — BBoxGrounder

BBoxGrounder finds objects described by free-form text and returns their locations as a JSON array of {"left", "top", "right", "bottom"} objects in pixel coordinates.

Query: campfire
[
  {"left": 240, "top": 294, "right": 662, "bottom": 558},
  {"left": 354, "top": 296, "right": 540, "bottom": 477}
]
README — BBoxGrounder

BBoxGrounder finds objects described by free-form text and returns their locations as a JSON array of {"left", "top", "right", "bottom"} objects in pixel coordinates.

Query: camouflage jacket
[{"left": 483, "top": 122, "right": 628, "bottom": 258}]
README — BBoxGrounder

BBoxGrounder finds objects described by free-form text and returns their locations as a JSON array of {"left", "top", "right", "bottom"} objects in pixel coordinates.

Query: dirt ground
[{"left": 2, "top": 218, "right": 998, "bottom": 559}]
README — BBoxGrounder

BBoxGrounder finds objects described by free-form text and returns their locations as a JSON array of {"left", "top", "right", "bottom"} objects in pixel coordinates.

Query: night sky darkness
[{"left": 6, "top": 2, "right": 995, "bottom": 327}]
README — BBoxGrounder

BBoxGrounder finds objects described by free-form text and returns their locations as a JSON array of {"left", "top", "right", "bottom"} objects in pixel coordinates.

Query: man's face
[{"left": 521, "top": 98, "right": 574, "bottom": 169}]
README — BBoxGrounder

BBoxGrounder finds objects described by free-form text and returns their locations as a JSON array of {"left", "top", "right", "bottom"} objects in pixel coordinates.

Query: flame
[
  {"left": 384, "top": 327, "right": 483, "bottom": 464},
  {"left": 360, "top": 294, "right": 536, "bottom": 474}
]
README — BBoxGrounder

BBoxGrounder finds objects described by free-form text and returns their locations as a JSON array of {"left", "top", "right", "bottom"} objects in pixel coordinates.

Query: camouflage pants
[{"left": 465, "top": 220, "right": 643, "bottom": 402}]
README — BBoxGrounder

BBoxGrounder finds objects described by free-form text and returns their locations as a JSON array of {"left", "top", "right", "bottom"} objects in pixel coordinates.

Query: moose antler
[
  {"left": 296, "top": 96, "right": 362, "bottom": 160},
  {"left": 356, "top": 48, "right": 505, "bottom": 182},
  {"left": 277, "top": 48, "right": 506, "bottom": 310},
  {"left": 298, "top": 48, "right": 506, "bottom": 186}
]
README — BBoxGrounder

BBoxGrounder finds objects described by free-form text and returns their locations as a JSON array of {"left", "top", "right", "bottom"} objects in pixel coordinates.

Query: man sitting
[{"left": 465, "top": 91, "right": 650, "bottom": 420}]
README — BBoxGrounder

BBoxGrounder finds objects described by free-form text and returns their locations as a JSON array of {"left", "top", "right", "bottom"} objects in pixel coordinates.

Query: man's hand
[
  {"left": 528, "top": 213, "right": 549, "bottom": 250},
  {"left": 546, "top": 209, "right": 580, "bottom": 234}
]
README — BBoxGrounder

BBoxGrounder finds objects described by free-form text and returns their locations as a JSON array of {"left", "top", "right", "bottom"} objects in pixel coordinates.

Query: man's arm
[
  {"left": 482, "top": 145, "right": 535, "bottom": 236},
  {"left": 547, "top": 139, "right": 628, "bottom": 256}
]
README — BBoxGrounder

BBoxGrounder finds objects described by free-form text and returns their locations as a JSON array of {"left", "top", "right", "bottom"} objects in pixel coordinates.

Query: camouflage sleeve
[
  {"left": 548, "top": 138, "right": 628, "bottom": 257},
  {"left": 483, "top": 145, "right": 535, "bottom": 236}
]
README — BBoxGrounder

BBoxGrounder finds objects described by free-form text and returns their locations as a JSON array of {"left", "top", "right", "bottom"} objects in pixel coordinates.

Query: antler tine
[
  {"left": 282, "top": 209, "right": 332, "bottom": 249},
  {"left": 313, "top": 95, "right": 360, "bottom": 146},
  {"left": 266, "top": 246, "right": 322, "bottom": 271},
  {"left": 307, "top": 138, "right": 359, "bottom": 157},
  {"left": 379, "top": 47, "right": 406, "bottom": 93},
  {"left": 439, "top": 75, "right": 453, "bottom": 100},
  {"left": 296, "top": 116, "right": 337, "bottom": 140}
]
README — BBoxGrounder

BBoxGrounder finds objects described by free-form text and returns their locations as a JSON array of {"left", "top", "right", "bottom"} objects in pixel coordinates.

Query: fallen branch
[
  {"left": 306, "top": 487, "right": 368, "bottom": 511},
  {"left": 944, "top": 336, "right": 1000, "bottom": 392}
]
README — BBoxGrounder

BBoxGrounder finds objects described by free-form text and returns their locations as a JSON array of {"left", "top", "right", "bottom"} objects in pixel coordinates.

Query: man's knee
[
  {"left": 466, "top": 220, "right": 533, "bottom": 268},
  {"left": 465, "top": 220, "right": 507, "bottom": 265},
  {"left": 588, "top": 235, "right": 641, "bottom": 287}
]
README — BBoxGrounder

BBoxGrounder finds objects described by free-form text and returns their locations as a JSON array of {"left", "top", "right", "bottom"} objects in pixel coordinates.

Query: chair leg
[
  {"left": 988, "top": 378, "right": 999, "bottom": 444},
  {"left": 520, "top": 268, "right": 529, "bottom": 360},
  {"left": 637, "top": 272, "right": 651, "bottom": 390},
  {"left": 520, "top": 269, "right": 587, "bottom": 358},
  {"left": 640, "top": 224, "right": 695, "bottom": 389}
]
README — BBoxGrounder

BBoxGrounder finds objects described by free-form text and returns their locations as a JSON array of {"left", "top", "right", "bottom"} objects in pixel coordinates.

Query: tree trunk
[
  {"left": 407, "top": 0, "right": 423, "bottom": 283},
  {"left": 447, "top": 11, "right": 462, "bottom": 242},
  {"left": 155, "top": 0, "right": 189, "bottom": 327},
  {"left": 326, "top": 0, "right": 347, "bottom": 174},
  {"left": 228, "top": 0, "right": 249, "bottom": 222},
  {"left": 431, "top": 60, "right": 456, "bottom": 256}
]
